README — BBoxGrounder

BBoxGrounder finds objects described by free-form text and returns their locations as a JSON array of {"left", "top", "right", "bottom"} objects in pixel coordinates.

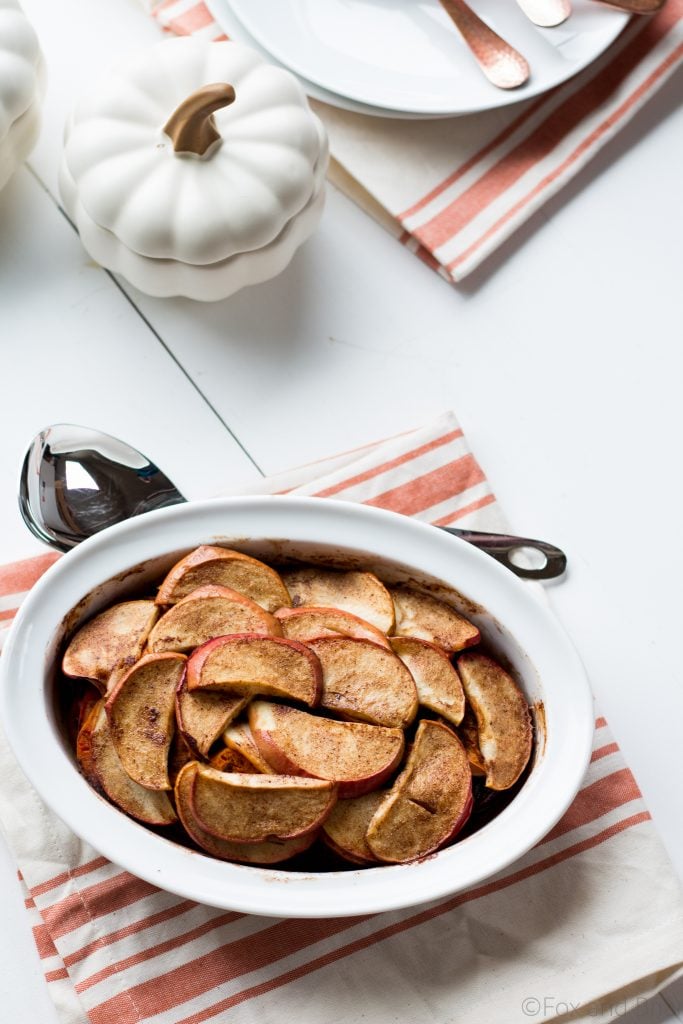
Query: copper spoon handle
[
  {"left": 590, "top": 0, "right": 665, "bottom": 11},
  {"left": 515, "top": 0, "right": 572, "bottom": 27},
  {"left": 438, "top": 0, "right": 530, "bottom": 89}
]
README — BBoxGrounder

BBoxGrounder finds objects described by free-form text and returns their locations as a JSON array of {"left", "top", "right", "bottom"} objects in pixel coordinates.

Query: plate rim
[
  {"left": 225, "top": 0, "right": 631, "bottom": 117},
  {"left": 205, "top": 0, "right": 447, "bottom": 119}
]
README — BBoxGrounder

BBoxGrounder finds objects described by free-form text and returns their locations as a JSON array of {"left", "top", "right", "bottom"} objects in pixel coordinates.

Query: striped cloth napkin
[
  {"left": 148, "top": 0, "right": 683, "bottom": 281},
  {"left": 1, "top": 411, "right": 682, "bottom": 1024}
]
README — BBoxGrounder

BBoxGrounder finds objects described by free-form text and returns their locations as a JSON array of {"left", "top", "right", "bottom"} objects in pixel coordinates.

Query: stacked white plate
[{"left": 206, "top": 0, "right": 630, "bottom": 118}]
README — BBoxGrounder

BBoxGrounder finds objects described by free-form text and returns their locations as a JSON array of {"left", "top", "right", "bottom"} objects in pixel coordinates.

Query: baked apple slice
[
  {"left": 65, "top": 683, "right": 101, "bottom": 749},
  {"left": 390, "top": 636, "right": 466, "bottom": 726},
  {"left": 156, "top": 545, "right": 291, "bottom": 612},
  {"left": 223, "top": 722, "right": 275, "bottom": 774},
  {"left": 186, "top": 634, "right": 321, "bottom": 707},
  {"left": 457, "top": 652, "right": 532, "bottom": 790},
  {"left": 175, "top": 672, "right": 248, "bottom": 758},
  {"left": 147, "top": 585, "right": 281, "bottom": 653},
  {"left": 281, "top": 567, "right": 395, "bottom": 634},
  {"left": 105, "top": 653, "right": 186, "bottom": 790},
  {"left": 322, "top": 791, "right": 385, "bottom": 865},
  {"left": 390, "top": 587, "right": 480, "bottom": 653},
  {"left": 63, "top": 600, "right": 159, "bottom": 690},
  {"left": 275, "top": 606, "right": 391, "bottom": 649},
  {"left": 249, "top": 701, "right": 404, "bottom": 798},
  {"left": 77, "top": 702, "right": 177, "bottom": 826},
  {"left": 458, "top": 704, "right": 487, "bottom": 776},
  {"left": 306, "top": 636, "right": 418, "bottom": 729},
  {"left": 76, "top": 699, "right": 106, "bottom": 784},
  {"left": 189, "top": 764, "right": 337, "bottom": 843},
  {"left": 209, "top": 745, "right": 256, "bottom": 773},
  {"left": 366, "top": 720, "right": 472, "bottom": 863},
  {"left": 175, "top": 763, "right": 318, "bottom": 864},
  {"left": 168, "top": 730, "right": 196, "bottom": 786}
]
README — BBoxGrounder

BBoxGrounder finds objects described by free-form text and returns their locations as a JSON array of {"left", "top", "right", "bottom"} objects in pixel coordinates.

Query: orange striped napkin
[
  {"left": 149, "top": 1, "right": 683, "bottom": 281},
  {"left": 1, "top": 411, "right": 682, "bottom": 1024}
]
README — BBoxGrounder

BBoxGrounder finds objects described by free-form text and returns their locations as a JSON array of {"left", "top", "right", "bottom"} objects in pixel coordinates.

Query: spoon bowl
[
  {"left": 18, "top": 424, "right": 566, "bottom": 580},
  {"left": 438, "top": 0, "right": 530, "bottom": 90},
  {"left": 515, "top": 0, "right": 572, "bottom": 27},
  {"left": 19, "top": 424, "right": 184, "bottom": 552}
]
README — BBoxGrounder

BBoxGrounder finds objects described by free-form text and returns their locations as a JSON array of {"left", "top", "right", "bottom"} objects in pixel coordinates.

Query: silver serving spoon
[{"left": 18, "top": 425, "right": 567, "bottom": 581}]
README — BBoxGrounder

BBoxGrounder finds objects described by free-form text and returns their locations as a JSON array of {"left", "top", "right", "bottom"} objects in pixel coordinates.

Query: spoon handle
[
  {"left": 438, "top": 0, "right": 530, "bottom": 89},
  {"left": 439, "top": 527, "right": 567, "bottom": 580},
  {"left": 590, "top": 0, "right": 665, "bottom": 11},
  {"left": 515, "top": 0, "right": 572, "bottom": 27}
]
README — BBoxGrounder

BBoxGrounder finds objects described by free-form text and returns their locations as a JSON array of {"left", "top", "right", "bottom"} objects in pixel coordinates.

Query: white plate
[
  {"left": 227, "top": 0, "right": 630, "bottom": 116},
  {"left": 206, "top": 0, "right": 430, "bottom": 118}
]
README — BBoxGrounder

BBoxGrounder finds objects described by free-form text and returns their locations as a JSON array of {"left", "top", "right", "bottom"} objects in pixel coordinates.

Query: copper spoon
[
  {"left": 515, "top": 0, "right": 572, "bottom": 27},
  {"left": 438, "top": 0, "right": 530, "bottom": 89},
  {"left": 590, "top": 0, "right": 665, "bottom": 12}
]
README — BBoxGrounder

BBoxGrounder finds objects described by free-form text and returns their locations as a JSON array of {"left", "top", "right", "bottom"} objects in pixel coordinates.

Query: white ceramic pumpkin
[
  {"left": 0, "top": 0, "right": 44, "bottom": 192},
  {"left": 59, "top": 38, "right": 328, "bottom": 301}
]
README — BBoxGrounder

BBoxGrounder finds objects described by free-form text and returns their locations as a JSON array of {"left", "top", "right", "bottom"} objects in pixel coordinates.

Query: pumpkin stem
[{"left": 163, "top": 83, "right": 236, "bottom": 157}]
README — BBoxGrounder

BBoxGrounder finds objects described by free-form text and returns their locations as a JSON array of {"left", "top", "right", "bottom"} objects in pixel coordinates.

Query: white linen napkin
[{"left": 0, "top": 411, "right": 681, "bottom": 1024}]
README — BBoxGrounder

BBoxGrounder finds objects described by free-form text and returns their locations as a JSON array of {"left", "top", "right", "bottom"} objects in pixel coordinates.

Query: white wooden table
[{"left": 1, "top": 2, "right": 681, "bottom": 1021}]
